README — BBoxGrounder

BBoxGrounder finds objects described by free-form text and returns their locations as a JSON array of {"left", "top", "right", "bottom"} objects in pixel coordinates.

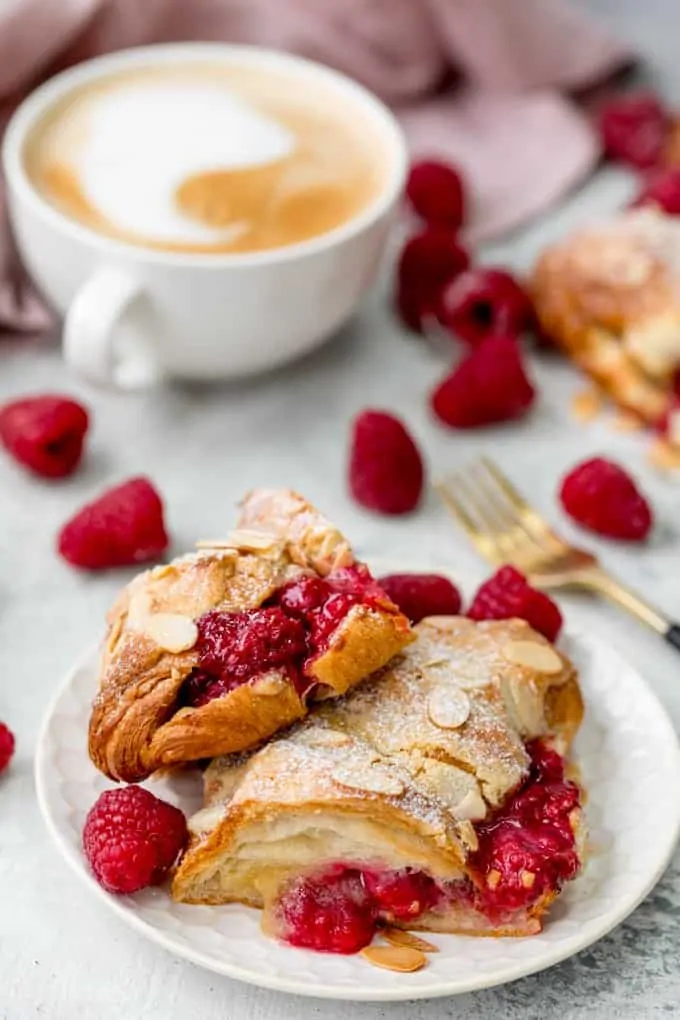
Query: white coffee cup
[{"left": 2, "top": 44, "right": 407, "bottom": 389}]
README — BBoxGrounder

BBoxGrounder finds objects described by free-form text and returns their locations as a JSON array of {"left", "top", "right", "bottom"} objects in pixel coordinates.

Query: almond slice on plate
[
  {"left": 362, "top": 945, "right": 427, "bottom": 972},
  {"left": 502, "top": 640, "right": 563, "bottom": 674},
  {"left": 381, "top": 927, "right": 439, "bottom": 953}
]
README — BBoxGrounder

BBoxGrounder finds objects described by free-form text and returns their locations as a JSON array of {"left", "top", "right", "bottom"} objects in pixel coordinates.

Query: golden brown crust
[
  {"left": 172, "top": 617, "right": 584, "bottom": 938},
  {"left": 530, "top": 208, "right": 680, "bottom": 423},
  {"left": 88, "top": 489, "right": 412, "bottom": 782}
]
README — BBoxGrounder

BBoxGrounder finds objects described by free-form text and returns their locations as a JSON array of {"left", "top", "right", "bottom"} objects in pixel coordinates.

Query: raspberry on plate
[
  {"left": 431, "top": 335, "right": 535, "bottom": 429},
  {"left": 0, "top": 394, "right": 89, "bottom": 478},
  {"left": 378, "top": 573, "right": 462, "bottom": 624},
  {"left": 598, "top": 92, "right": 670, "bottom": 170},
  {"left": 559, "top": 457, "right": 653, "bottom": 541},
  {"left": 468, "top": 566, "right": 563, "bottom": 642},
  {"left": 405, "top": 159, "right": 466, "bottom": 230},
  {"left": 349, "top": 410, "right": 424, "bottom": 515},
  {"left": 395, "top": 228, "right": 470, "bottom": 332},
  {"left": 0, "top": 722, "right": 15, "bottom": 775},
  {"left": 58, "top": 476, "right": 169, "bottom": 570},
  {"left": 438, "top": 267, "right": 534, "bottom": 347},
  {"left": 633, "top": 168, "right": 680, "bottom": 214},
  {"left": 83, "top": 786, "right": 188, "bottom": 895}
]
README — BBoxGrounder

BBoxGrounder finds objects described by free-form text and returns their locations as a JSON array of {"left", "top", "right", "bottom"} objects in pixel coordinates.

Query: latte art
[{"left": 24, "top": 65, "right": 387, "bottom": 254}]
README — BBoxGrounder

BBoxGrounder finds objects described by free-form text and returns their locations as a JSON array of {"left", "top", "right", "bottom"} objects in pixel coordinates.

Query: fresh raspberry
[
  {"left": 632, "top": 167, "right": 680, "bottom": 214},
  {"left": 395, "top": 228, "right": 470, "bottom": 332},
  {"left": 468, "top": 566, "right": 563, "bottom": 642},
  {"left": 0, "top": 722, "right": 15, "bottom": 774},
  {"left": 58, "top": 477, "right": 169, "bottom": 569},
  {"left": 361, "top": 869, "right": 440, "bottom": 921},
  {"left": 278, "top": 870, "right": 376, "bottom": 953},
  {"left": 349, "top": 410, "right": 424, "bottom": 515},
  {"left": 438, "top": 267, "right": 534, "bottom": 346},
  {"left": 559, "top": 457, "right": 653, "bottom": 541},
  {"left": 598, "top": 92, "right": 669, "bottom": 170},
  {"left": 431, "top": 335, "right": 535, "bottom": 429},
  {"left": 0, "top": 394, "right": 89, "bottom": 479},
  {"left": 83, "top": 786, "right": 188, "bottom": 895},
  {"left": 377, "top": 573, "right": 462, "bottom": 624},
  {"left": 405, "top": 159, "right": 466, "bottom": 229},
  {"left": 197, "top": 607, "right": 308, "bottom": 681}
]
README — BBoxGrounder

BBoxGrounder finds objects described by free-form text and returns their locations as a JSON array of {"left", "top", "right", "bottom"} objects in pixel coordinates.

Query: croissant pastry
[
  {"left": 531, "top": 207, "right": 680, "bottom": 424},
  {"left": 88, "top": 489, "right": 412, "bottom": 782},
  {"left": 173, "top": 616, "right": 585, "bottom": 953}
]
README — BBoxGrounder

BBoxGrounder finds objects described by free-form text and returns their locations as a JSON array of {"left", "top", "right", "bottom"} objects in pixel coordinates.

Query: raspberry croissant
[
  {"left": 172, "top": 617, "right": 585, "bottom": 952},
  {"left": 88, "top": 489, "right": 412, "bottom": 782}
]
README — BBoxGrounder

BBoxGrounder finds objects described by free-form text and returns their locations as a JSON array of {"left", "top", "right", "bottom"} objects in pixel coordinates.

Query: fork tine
[
  {"left": 435, "top": 476, "right": 498, "bottom": 560},
  {"left": 460, "top": 465, "right": 542, "bottom": 565},
  {"left": 479, "top": 457, "right": 567, "bottom": 556}
]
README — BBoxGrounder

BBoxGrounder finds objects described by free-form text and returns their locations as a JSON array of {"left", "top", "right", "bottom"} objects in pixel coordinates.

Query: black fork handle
[{"left": 665, "top": 624, "right": 680, "bottom": 653}]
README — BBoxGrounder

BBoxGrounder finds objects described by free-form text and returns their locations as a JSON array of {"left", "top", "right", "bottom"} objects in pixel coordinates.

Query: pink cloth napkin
[{"left": 0, "top": 0, "right": 630, "bottom": 334}]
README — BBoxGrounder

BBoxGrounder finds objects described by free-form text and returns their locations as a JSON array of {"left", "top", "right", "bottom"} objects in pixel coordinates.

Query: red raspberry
[
  {"left": 632, "top": 168, "right": 680, "bottom": 214},
  {"left": 361, "top": 869, "right": 440, "bottom": 921},
  {"left": 83, "top": 785, "right": 188, "bottom": 895},
  {"left": 598, "top": 92, "right": 669, "bottom": 170},
  {"left": 438, "top": 267, "right": 534, "bottom": 347},
  {"left": 559, "top": 457, "right": 653, "bottom": 541},
  {"left": 0, "top": 394, "right": 89, "bottom": 479},
  {"left": 395, "top": 228, "right": 469, "bottom": 332},
  {"left": 278, "top": 870, "right": 376, "bottom": 954},
  {"left": 468, "top": 566, "right": 563, "bottom": 642},
  {"left": 378, "top": 573, "right": 462, "bottom": 624},
  {"left": 349, "top": 410, "right": 424, "bottom": 515},
  {"left": 58, "top": 477, "right": 169, "bottom": 570},
  {"left": 405, "top": 159, "right": 466, "bottom": 230},
  {"left": 0, "top": 722, "right": 15, "bottom": 774},
  {"left": 431, "top": 335, "right": 535, "bottom": 429}
]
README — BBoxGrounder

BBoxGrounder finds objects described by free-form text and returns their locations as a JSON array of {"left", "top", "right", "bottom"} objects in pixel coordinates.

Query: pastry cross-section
[
  {"left": 531, "top": 207, "right": 680, "bottom": 424},
  {"left": 88, "top": 489, "right": 412, "bottom": 782},
  {"left": 172, "top": 617, "right": 585, "bottom": 951}
]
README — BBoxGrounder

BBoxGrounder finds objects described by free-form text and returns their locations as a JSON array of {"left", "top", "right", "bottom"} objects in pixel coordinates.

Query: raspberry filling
[
  {"left": 275, "top": 741, "right": 580, "bottom": 953},
  {"left": 182, "top": 566, "right": 390, "bottom": 707}
]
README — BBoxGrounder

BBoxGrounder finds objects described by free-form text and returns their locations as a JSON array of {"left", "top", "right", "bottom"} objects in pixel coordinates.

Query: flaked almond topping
[
  {"left": 381, "top": 927, "right": 439, "bottom": 953},
  {"left": 361, "top": 945, "right": 427, "bottom": 973},
  {"left": 195, "top": 539, "right": 237, "bottom": 551},
  {"left": 455, "top": 820, "right": 479, "bottom": 852},
  {"left": 226, "top": 529, "right": 281, "bottom": 551},
  {"left": 502, "top": 640, "right": 563, "bottom": 675},
  {"left": 145, "top": 613, "right": 198, "bottom": 653},
  {"left": 571, "top": 387, "right": 602, "bottom": 423},
  {"left": 420, "top": 616, "right": 462, "bottom": 631},
  {"left": 332, "top": 762, "right": 405, "bottom": 797},
  {"left": 150, "top": 563, "right": 175, "bottom": 580},
  {"left": 521, "top": 870, "right": 536, "bottom": 889},
  {"left": 427, "top": 686, "right": 470, "bottom": 730},
  {"left": 453, "top": 788, "right": 487, "bottom": 822},
  {"left": 253, "top": 674, "right": 288, "bottom": 697},
  {"left": 487, "top": 869, "right": 501, "bottom": 890},
  {"left": 298, "top": 729, "right": 352, "bottom": 749}
]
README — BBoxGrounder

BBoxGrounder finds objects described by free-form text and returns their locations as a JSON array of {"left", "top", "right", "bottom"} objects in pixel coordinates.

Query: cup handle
[{"left": 63, "top": 267, "right": 163, "bottom": 389}]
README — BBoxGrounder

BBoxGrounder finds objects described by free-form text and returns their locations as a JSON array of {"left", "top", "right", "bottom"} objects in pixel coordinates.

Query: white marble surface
[{"left": 3, "top": 3, "right": 680, "bottom": 1018}]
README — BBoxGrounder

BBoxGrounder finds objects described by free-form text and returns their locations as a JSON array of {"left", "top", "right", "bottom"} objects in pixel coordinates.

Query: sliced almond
[
  {"left": 455, "top": 819, "right": 479, "bottom": 852},
  {"left": 571, "top": 387, "right": 602, "bottom": 423},
  {"left": 298, "top": 729, "right": 352, "bottom": 749},
  {"left": 502, "top": 640, "right": 563, "bottom": 675},
  {"left": 145, "top": 613, "right": 198, "bottom": 653},
  {"left": 187, "top": 804, "right": 225, "bottom": 835},
  {"left": 453, "top": 788, "right": 487, "bottom": 821},
  {"left": 521, "top": 870, "right": 536, "bottom": 889},
  {"left": 381, "top": 927, "right": 438, "bottom": 953},
  {"left": 361, "top": 946, "right": 427, "bottom": 973},
  {"left": 332, "top": 761, "right": 404, "bottom": 797},
  {"left": 420, "top": 616, "right": 462, "bottom": 631},
  {"left": 195, "top": 539, "right": 238, "bottom": 551},
  {"left": 427, "top": 686, "right": 470, "bottom": 730},
  {"left": 487, "top": 868, "right": 501, "bottom": 890},
  {"left": 150, "top": 563, "right": 175, "bottom": 580},
  {"left": 227, "top": 529, "right": 281, "bottom": 552}
]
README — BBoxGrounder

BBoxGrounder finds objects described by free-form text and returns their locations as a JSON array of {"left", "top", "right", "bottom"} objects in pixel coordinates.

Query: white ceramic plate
[{"left": 35, "top": 567, "right": 680, "bottom": 1002}]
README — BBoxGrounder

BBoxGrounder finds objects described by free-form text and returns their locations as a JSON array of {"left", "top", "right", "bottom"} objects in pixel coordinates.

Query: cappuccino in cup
[{"left": 23, "top": 63, "right": 389, "bottom": 255}]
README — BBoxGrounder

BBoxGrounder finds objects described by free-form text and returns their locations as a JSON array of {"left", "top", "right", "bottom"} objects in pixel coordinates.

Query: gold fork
[{"left": 436, "top": 456, "right": 680, "bottom": 652}]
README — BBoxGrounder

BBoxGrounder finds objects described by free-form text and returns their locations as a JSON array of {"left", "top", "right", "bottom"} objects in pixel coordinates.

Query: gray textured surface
[{"left": 2, "top": 2, "right": 680, "bottom": 1017}]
